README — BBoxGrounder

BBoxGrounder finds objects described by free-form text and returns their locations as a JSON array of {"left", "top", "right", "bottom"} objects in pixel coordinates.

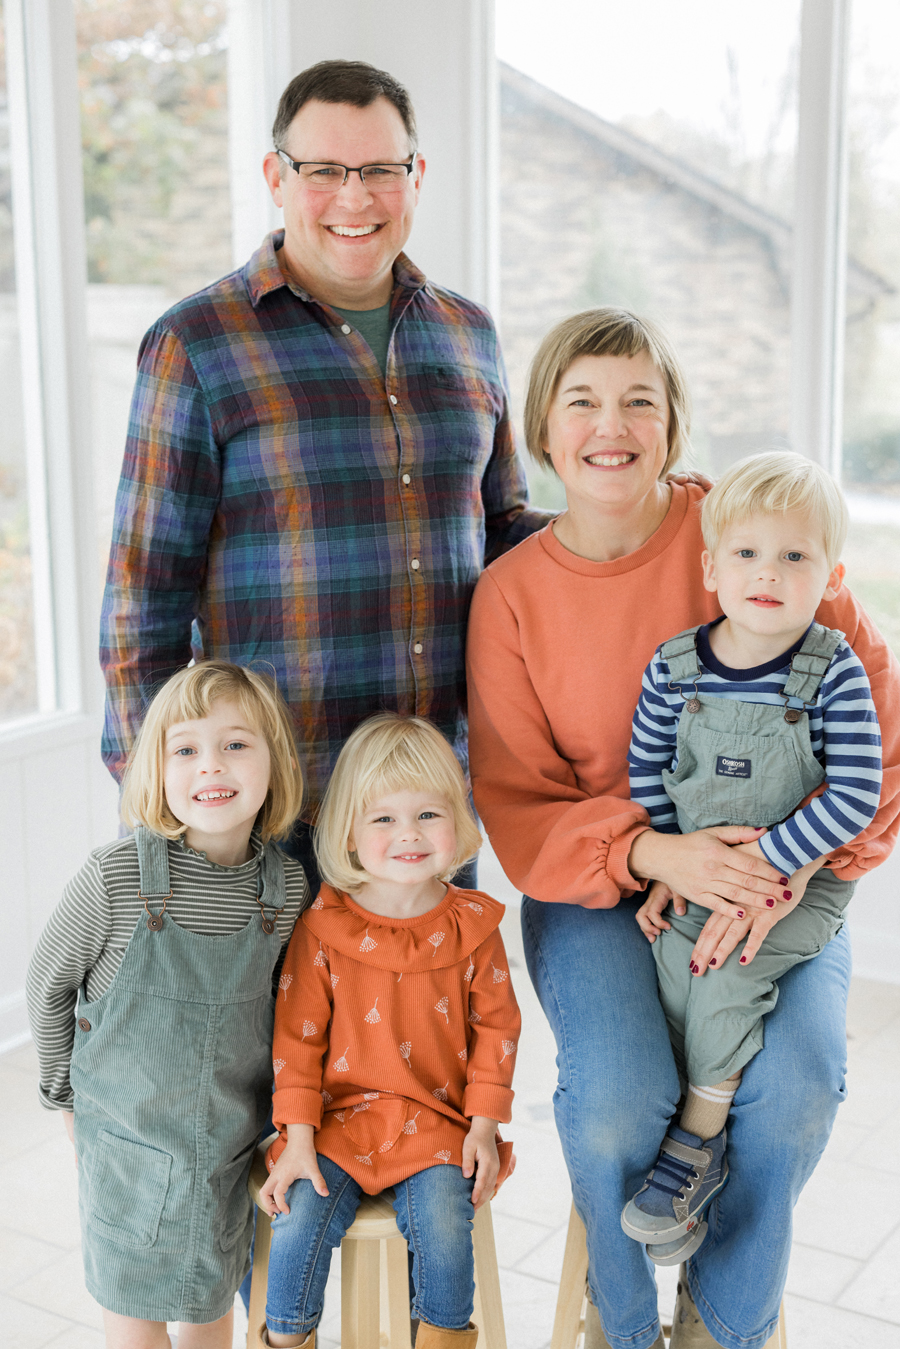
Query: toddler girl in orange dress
[{"left": 257, "top": 713, "right": 521, "bottom": 1349}]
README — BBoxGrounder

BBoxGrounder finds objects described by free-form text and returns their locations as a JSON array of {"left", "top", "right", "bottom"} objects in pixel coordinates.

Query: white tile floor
[{"left": 2, "top": 847, "right": 899, "bottom": 1349}]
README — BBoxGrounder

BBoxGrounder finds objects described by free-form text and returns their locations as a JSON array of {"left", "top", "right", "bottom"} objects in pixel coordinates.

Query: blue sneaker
[{"left": 620, "top": 1126, "right": 728, "bottom": 1246}]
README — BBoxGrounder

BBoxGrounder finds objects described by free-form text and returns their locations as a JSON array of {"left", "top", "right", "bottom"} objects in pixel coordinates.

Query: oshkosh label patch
[{"left": 716, "top": 755, "right": 751, "bottom": 779}]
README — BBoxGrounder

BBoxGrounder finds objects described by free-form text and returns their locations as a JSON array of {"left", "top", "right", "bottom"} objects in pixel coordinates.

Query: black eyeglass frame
[{"left": 275, "top": 150, "right": 417, "bottom": 187}]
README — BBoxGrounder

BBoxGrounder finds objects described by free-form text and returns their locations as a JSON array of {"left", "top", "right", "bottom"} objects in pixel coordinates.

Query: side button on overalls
[
  {"left": 70, "top": 828, "right": 285, "bottom": 1323},
  {"left": 651, "top": 623, "right": 856, "bottom": 1087}
]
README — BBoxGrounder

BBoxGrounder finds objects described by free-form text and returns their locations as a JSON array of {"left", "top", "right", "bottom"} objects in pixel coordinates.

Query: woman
[{"left": 466, "top": 309, "right": 900, "bottom": 1349}]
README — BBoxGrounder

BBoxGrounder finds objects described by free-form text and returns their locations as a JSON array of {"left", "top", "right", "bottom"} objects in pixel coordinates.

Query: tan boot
[
  {"left": 254, "top": 1327, "right": 316, "bottom": 1349},
  {"left": 415, "top": 1322, "right": 479, "bottom": 1349},
  {"left": 669, "top": 1268, "right": 724, "bottom": 1348},
  {"left": 584, "top": 1297, "right": 665, "bottom": 1349}
]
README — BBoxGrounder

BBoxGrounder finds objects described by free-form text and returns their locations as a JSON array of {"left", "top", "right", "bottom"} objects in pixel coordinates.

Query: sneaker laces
[{"left": 645, "top": 1147, "right": 699, "bottom": 1201}]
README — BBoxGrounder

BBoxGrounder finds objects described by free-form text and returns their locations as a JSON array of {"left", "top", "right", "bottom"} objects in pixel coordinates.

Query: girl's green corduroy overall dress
[
  {"left": 652, "top": 622, "right": 856, "bottom": 1088},
  {"left": 70, "top": 827, "right": 285, "bottom": 1323}
]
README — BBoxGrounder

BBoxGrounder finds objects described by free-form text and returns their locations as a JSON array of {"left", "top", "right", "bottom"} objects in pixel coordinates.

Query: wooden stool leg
[
  {"left": 342, "top": 1237, "right": 381, "bottom": 1349},
  {"left": 550, "top": 1203, "right": 589, "bottom": 1349},
  {"left": 380, "top": 1234, "right": 413, "bottom": 1349},
  {"left": 471, "top": 1203, "right": 507, "bottom": 1349},
  {"left": 247, "top": 1208, "right": 273, "bottom": 1346},
  {"left": 761, "top": 1301, "right": 787, "bottom": 1349}
]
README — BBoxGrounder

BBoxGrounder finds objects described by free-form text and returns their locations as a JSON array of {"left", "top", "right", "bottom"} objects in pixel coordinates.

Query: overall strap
[
  {"left": 659, "top": 627, "right": 703, "bottom": 683},
  {"left": 782, "top": 623, "right": 845, "bottom": 705},
  {"left": 135, "top": 826, "right": 172, "bottom": 896},
  {"left": 258, "top": 842, "right": 287, "bottom": 914},
  {"left": 135, "top": 827, "right": 172, "bottom": 931}
]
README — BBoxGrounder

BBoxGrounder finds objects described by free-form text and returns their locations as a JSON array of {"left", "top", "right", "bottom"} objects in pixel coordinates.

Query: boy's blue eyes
[{"left": 736, "top": 550, "right": 805, "bottom": 561}]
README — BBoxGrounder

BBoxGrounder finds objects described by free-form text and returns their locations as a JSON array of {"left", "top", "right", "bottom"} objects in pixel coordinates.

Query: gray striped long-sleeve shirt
[
  {"left": 26, "top": 833, "right": 308, "bottom": 1111},
  {"left": 628, "top": 622, "right": 883, "bottom": 875}
]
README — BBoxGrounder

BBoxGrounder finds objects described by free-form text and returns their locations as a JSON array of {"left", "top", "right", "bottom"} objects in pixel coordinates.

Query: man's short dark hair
[{"left": 272, "top": 60, "right": 418, "bottom": 153}]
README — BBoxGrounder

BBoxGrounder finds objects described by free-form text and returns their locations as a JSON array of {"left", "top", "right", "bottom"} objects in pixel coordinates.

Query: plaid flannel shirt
[{"left": 100, "top": 232, "right": 549, "bottom": 817}]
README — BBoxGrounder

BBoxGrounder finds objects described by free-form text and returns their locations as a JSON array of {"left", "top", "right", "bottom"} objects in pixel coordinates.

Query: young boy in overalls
[{"left": 620, "top": 451, "right": 883, "bottom": 1266}]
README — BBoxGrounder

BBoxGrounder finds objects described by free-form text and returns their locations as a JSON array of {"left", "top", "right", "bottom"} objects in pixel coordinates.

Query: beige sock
[{"left": 679, "top": 1073, "right": 741, "bottom": 1140}]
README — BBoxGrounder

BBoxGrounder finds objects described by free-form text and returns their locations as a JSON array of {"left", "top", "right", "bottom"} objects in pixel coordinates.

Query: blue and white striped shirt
[{"left": 628, "top": 620, "right": 883, "bottom": 874}]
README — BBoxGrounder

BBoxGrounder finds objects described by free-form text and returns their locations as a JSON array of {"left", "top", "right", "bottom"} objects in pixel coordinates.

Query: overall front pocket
[{"left": 87, "top": 1131, "right": 172, "bottom": 1248}]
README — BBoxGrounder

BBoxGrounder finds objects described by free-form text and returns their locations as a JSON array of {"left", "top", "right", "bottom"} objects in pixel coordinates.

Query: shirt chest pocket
[{"left": 414, "top": 369, "right": 498, "bottom": 467}]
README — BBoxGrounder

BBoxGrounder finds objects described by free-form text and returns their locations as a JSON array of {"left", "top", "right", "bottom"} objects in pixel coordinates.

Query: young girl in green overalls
[
  {"left": 26, "top": 661, "right": 309, "bottom": 1349},
  {"left": 621, "top": 453, "right": 883, "bottom": 1266}
]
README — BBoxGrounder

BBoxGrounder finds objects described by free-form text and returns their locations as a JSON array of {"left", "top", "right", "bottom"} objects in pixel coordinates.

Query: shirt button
[
  {"left": 390, "top": 394, "right": 398, "bottom": 405},
  {"left": 413, "top": 642, "right": 423, "bottom": 654},
  {"left": 402, "top": 473, "right": 411, "bottom": 485},
  {"left": 78, "top": 1018, "right": 91, "bottom": 1032},
  {"left": 411, "top": 559, "right": 420, "bottom": 571},
  {"left": 340, "top": 323, "right": 352, "bottom": 334}
]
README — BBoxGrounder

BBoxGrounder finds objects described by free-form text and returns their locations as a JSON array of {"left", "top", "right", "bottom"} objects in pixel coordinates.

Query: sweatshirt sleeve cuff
[
  {"left": 608, "top": 823, "right": 652, "bottom": 894},
  {"left": 272, "top": 1086, "right": 324, "bottom": 1131},
  {"left": 463, "top": 1083, "right": 514, "bottom": 1124}
]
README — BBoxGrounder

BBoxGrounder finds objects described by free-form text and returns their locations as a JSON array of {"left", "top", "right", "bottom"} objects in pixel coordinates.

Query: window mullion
[{"left": 790, "top": 0, "right": 851, "bottom": 473}]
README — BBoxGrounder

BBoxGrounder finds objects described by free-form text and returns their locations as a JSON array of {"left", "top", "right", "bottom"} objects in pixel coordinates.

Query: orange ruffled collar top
[{"left": 268, "top": 884, "right": 521, "bottom": 1193}]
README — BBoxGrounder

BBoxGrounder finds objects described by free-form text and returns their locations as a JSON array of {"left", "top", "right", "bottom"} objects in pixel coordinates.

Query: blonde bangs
[
  {"left": 119, "top": 661, "right": 303, "bottom": 843},
  {"left": 315, "top": 714, "right": 481, "bottom": 894}
]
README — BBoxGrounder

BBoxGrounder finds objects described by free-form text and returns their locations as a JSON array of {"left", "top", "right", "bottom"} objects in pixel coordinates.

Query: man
[{"left": 100, "top": 59, "right": 549, "bottom": 881}]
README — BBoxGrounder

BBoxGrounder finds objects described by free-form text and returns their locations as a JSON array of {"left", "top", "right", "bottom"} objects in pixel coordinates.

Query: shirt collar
[{"left": 245, "top": 230, "right": 428, "bottom": 309}]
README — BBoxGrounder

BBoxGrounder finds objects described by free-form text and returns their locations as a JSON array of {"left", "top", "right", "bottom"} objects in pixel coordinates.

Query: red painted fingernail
[
  {"left": 766, "top": 899, "right": 775, "bottom": 908},
  {"left": 783, "top": 890, "right": 792, "bottom": 900},
  {"left": 740, "top": 956, "right": 747, "bottom": 964},
  {"left": 710, "top": 958, "right": 717, "bottom": 966},
  {"left": 779, "top": 877, "right": 788, "bottom": 884},
  {"left": 737, "top": 910, "right": 744, "bottom": 919}
]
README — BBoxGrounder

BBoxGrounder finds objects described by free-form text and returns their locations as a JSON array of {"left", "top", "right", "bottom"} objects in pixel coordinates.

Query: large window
[
  {"left": 497, "top": 0, "right": 802, "bottom": 511},
  {"left": 74, "top": 0, "right": 231, "bottom": 585},
  {"left": 0, "top": 0, "right": 36, "bottom": 720}
]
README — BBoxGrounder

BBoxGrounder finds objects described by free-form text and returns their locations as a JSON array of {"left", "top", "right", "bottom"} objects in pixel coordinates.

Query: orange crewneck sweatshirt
[
  {"left": 268, "top": 884, "right": 520, "bottom": 1193},
  {"left": 467, "top": 483, "right": 900, "bottom": 908}
]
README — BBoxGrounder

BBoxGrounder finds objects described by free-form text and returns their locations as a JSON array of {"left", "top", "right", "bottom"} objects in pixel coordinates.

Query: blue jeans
[
  {"left": 266, "top": 1157, "right": 476, "bottom": 1334},
  {"left": 521, "top": 894, "right": 850, "bottom": 1349}
]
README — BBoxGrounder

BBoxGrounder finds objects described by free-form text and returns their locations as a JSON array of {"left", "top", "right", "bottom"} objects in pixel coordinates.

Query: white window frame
[{"left": 1, "top": 0, "right": 100, "bottom": 754}]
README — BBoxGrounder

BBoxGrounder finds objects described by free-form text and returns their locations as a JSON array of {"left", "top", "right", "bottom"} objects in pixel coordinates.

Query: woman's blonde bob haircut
[
  {"left": 701, "top": 451, "right": 849, "bottom": 568},
  {"left": 523, "top": 307, "right": 692, "bottom": 477},
  {"left": 120, "top": 660, "right": 303, "bottom": 844},
  {"left": 315, "top": 713, "right": 482, "bottom": 893}
]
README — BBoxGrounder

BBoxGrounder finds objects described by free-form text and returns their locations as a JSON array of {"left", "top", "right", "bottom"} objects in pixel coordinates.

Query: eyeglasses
[{"left": 276, "top": 150, "right": 416, "bottom": 192}]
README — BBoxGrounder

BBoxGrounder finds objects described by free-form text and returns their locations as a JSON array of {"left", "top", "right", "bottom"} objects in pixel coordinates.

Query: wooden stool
[
  {"left": 550, "top": 1203, "right": 787, "bottom": 1349},
  {"left": 246, "top": 1139, "right": 507, "bottom": 1349}
]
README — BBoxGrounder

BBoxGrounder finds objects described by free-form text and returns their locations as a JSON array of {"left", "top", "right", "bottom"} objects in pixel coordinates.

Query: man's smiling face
[{"left": 264, "top": 96, "right": 425, "bottom": 307}]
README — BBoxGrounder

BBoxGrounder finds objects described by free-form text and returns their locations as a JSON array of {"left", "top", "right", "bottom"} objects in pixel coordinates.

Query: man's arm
[
  {"left": 100, "top": 324, "right": 221, "bottom": 780},
  {"left": 480, "top": 339, "right": 553, "bottom": 563}
]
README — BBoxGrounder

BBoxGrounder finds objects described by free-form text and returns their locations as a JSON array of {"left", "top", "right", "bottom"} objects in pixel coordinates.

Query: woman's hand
[
  {"left": 463, "top": 1116, "right": 501, "bottom": 1211},
  {"left": 635, "top": 881, "right": 686, "bottom": 942},
  {"left": 629, "top": 826, "right": 789, "bottom": 917},
  {"left": 689, "top": 857, "right": 826, "bottom": 974},
  {"left": 259, "top": 1123, "right": 328, "bottom": 1216}
]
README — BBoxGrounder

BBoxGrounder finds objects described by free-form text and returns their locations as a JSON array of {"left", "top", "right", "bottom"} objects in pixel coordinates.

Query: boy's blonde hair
[
  {"left": 523, "top": 307, "right": 692, "bottom": 476},
  {"left": 120, "top": 661, "right": 303, "bottom": 843},
  {"left": 701, "top": 451, "right": 848, "bottom": 567},
  {"left": 315, "top": 713, "right": 482, "bottom": 893}
]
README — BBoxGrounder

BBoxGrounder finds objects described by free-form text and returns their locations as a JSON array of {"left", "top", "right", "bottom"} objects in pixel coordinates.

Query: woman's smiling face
[{"left": 543, "top": 350, "right": 671, "bottom": 512}]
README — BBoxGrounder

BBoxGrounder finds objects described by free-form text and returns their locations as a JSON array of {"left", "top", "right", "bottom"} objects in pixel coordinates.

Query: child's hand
[
  {"left": 63, "top": 1111, "right": 77, "bottom": 1166},
  {"left": 689, "top": 857, "right": 825, "bottom": 973},
  {"left": 635, "top": 881, "right": 685, "bottom": 942},
  {"left": 259, "top": 1124, "right": 328, "bottom": 1216},
  {"left": 463, "top": 1116, "right": 500, "bottom": 1211}
]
